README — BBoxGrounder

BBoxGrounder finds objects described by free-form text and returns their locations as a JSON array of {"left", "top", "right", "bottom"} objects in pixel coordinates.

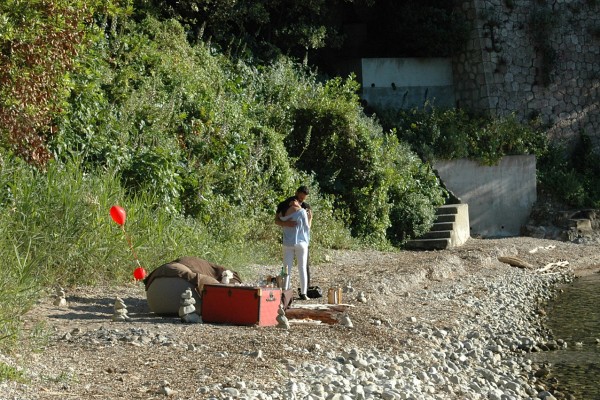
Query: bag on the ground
[
  {"left": 299, "top": 286, "right": 323, "bottom": 298},
  {"left": 308, "top": 286, "right": 323, "bottom": 298}
]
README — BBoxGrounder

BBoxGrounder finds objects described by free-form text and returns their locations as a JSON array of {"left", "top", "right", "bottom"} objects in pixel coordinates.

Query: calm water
[{"left": 532, "top": 273, "right": 600, "bottom": 399}]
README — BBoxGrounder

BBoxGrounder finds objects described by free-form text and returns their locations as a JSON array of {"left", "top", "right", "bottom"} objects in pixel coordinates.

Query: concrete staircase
[{"left": 405, "top": 204, "right": 470, "bottom": 250}]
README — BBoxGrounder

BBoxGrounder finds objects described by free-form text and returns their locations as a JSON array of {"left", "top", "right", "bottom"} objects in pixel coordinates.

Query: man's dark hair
[
  {"left": 277, "top": 186, "right": 311, "bottom": 215},
  {"left": 296, "top": 186, "right": 310, "bottom": 195}
]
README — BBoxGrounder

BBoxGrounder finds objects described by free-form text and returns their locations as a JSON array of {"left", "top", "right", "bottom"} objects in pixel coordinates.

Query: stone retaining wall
[{"left": 453, "top": 0, "right": 600, "bottom": 150}]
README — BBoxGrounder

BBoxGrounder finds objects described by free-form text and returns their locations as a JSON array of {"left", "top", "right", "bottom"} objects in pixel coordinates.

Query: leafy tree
[
  {"left": 133, "top": 0, "right": 348, "bottom": 62},
  {"left": 131, "top": 0, "right": 470, "bottom": 68},
  {"left": 0, "top": 0, "right": 127, "bottom": 166},
  {"left": 52, "top": 16, "right": 306, "bottom": 221}
]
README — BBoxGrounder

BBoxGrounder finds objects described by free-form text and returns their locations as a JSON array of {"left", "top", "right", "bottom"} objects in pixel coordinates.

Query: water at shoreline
[{"left": 533, "top": 273, "right": 600, "bottom": 399}]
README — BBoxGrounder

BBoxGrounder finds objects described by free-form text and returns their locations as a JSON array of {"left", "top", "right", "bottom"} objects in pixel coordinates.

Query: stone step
[
  {"left": 435, "top": 214, "right": 456, "bottom": 223},
  {"left": 436, "top": 205, "right": 459, "bottom": 215},
  {"left": 422, "top": 230, "right": 453, "bottom": 239},
  {"left": 405, "top": 203, "right": 469, "bottom": 251},
  {"left": 431, "top": 222, "right": 454, "bottom": 231},
  {"left": 405, "top": 238, "right": 451, "bottom": 250}
]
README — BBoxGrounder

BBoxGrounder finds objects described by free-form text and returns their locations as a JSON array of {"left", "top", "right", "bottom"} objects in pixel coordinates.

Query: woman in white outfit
[{"left": 279, "top": 199, "right": 311, "bottom": 300}]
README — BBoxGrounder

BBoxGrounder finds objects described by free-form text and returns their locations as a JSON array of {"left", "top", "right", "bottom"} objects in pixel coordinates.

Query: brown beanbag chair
[{"left": 143, "top": 257, "right": 242, "bottom": 316}]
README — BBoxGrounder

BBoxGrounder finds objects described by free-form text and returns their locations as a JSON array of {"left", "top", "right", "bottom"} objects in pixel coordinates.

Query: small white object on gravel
[{"left": 112, "top": 296, "right": 131, "bottom": 322}]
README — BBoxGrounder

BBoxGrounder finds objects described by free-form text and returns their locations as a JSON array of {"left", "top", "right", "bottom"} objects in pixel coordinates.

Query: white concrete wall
[
  {"left": 434, "top": 155, "right": 537, "bottom": 237},
  {"left": 360, "top": 58, "right": 455, "bottom": 109},
  {"left": 362, "top": 58, "right": 454, "bottom": 87}
]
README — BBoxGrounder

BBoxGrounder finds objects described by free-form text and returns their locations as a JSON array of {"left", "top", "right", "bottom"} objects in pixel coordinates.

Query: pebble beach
[{"left": 1, "top": 237, "right": 599, "bottom": 399}]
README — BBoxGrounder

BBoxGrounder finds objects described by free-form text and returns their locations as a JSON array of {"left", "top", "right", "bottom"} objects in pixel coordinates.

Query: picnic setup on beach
[{"left": 108, "top": 205, "right": 353, "bottom": 329}]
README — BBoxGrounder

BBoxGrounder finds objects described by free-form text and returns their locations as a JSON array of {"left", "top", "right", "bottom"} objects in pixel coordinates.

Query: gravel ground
[{"left": 1, "top": 236, "right": 600, "bottom": 400}]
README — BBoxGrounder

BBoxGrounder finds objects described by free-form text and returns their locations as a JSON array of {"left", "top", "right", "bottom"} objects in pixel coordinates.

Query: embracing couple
[{"left": 275, "top": 186, "right": 312, "bottom": 300}]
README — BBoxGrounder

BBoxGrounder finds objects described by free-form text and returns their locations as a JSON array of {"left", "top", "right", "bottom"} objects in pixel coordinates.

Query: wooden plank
[{"left": 285, "top": 304, "right": 350, "bottom": 324}]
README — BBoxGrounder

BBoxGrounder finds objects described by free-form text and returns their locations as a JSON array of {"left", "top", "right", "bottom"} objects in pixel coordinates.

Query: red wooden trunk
[{"left": 201, "top": 284, "right": 282, "bottom": 326}]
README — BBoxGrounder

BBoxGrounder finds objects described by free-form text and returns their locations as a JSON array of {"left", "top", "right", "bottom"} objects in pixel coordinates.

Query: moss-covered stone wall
[{"left": 453, "top": 0, "right": 600, "bottom": 149}]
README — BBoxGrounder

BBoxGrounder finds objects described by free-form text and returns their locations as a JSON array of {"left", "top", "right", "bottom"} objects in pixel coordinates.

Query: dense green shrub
[
  {"left": 538, "top": 135, "right": 600, "bottom": 208},
  {"left": 1, "top": 3, "right": 470, "bottom": 351},
  {"left": 286, "top": 77, "right": 446, "bottom": 244},
  {"left": 51, "top": 16, "right": 444, "bottom": 248},
  {"left": 384, "top": 139, "right": 446, "bottom": 245},
  {"left": 378, "top": 106, "right": 547, "bottom": 165},
  {"left": 52, "top": 17, "right": 293, "bottom": 217},
  {"left": 46, "top": 15, "right": 365, "bottom": 257},
  {"left": 379, "top": 105, "right": 600, "bottom": 209},
  {"left": 121, "top": 147, "right": 184, "bottom": 214},
  {"left": 378, "top": 107, "right": 475, "bottom": 162}
]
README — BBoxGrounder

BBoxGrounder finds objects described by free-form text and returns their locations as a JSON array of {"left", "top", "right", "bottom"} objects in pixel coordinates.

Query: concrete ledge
[
  {"left": 444, "top": 204, "right": 470, "bottom": 247},
  {"left": 434, "top": 156, "right": 536, "bottom": 237}
]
